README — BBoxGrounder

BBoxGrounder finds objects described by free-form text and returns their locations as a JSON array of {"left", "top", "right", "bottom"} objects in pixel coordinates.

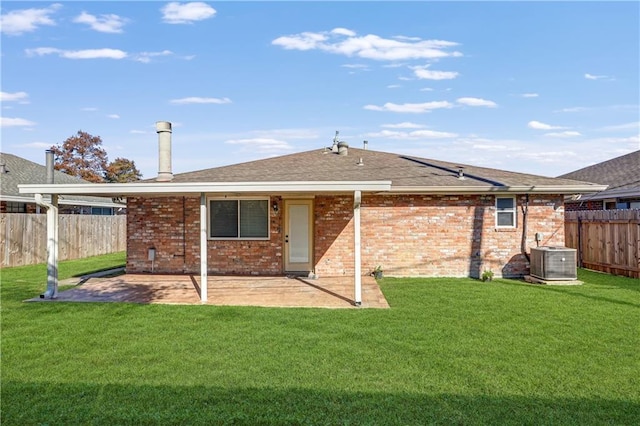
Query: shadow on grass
[{"left": 2, "top": 381, "right": 638, "bottom": 425}]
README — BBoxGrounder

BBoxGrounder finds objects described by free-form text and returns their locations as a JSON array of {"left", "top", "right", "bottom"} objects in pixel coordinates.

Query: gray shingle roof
[
  {"left": 558, "top": 150, "right": 640, "bottom": 191},
  {"left": 157, "top": 147, "right": 600, "bottom": 189},
  {"left": 0, "top": 152, "right": 122, "bottom": 206}
]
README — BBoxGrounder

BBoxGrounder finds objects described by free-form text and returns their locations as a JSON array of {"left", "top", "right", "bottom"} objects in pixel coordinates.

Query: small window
[
  {"left": 91, "top": 207, "right": 113, "bottom": 215},
  {"left": 209, "top": 198, "right": 269, "bottom": 239},
  {"left": 6, "top": 202, "right": 26, "bottom": 213},
  {"left": 496, "top": 197, "right": 516, "bottom": 228}
]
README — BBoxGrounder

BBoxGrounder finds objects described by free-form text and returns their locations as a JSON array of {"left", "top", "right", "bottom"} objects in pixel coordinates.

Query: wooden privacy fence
[
  {"left": 565, "top": 210, "right": 640, "bottom": 278},
  {"left": 1, "top": 213, "right": 126, "bottom": 268}
]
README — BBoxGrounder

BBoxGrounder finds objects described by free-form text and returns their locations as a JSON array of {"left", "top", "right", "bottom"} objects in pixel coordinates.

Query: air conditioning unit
[{"left": 530, "top": 247, "right": 577, "bottom": 280}]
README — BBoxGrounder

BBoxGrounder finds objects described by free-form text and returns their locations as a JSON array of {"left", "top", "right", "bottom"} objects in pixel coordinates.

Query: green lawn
[{"left": 2, "top": 253, "right": 638, "bottom": 425}]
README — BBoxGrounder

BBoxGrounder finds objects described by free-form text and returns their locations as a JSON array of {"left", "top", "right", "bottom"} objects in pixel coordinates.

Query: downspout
[
  {"left": 37, "top": 150, "right": 59, "bottom": 298},
  {"left": 520, "top": 194, "right": 530, "bottom": 262},
  {"left": 354, "top": 190, "right": 362, "bottom": 306}
]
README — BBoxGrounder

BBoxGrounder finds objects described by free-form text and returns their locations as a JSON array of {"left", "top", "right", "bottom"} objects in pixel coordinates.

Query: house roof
[
  {"left": 18, "top": 147, "right": 606, "bottom": 197},
  {"left": 558, "top": 150, "right": 640, "bottom": 200},
  {"left": 165, "top": 147, "right": 602, "bottom": 190},
  {"left": 1, "top": 152, "right": 123, "bottom": 207}
]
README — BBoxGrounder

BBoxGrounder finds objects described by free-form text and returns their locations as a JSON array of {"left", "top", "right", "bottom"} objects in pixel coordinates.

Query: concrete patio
[{"left": 29, "top": 273, "right": 390, "bottom": 308}]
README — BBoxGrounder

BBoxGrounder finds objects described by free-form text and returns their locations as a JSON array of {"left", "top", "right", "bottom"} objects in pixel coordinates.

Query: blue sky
[{"left": 2, "top": 1, "right": 638, "bottom": 179}]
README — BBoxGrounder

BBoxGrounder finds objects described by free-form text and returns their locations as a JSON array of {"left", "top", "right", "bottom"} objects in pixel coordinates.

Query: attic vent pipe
[
  {"left": 363, "top": 140, "right": 368, "bottom": 150},
  {"left": 156, "top": 121, "right": 173, "bottom": 182},
  {"left": 338, "top": 142, "right": 349, "bottom": 156},
  {"left": 0, "top": 164, "right": 6, "bottom": 174},
  {"left": 45, "top": 149, "right": 54, "bottom": 184},
  {"left": 458, "top": 167, "right": 465, "bottom": 180}
]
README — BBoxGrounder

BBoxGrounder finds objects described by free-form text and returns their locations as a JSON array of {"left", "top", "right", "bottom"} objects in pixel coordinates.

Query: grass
[{"left": 1, "top": 253, "right": 639, "bottom": 425}]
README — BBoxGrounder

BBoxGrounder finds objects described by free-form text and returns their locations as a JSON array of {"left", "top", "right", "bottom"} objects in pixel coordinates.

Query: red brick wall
[
  {"left": 314, "top": 194, "right": 565, "bottom": 278},
  {"left": 564, "top": 200, "right": 604, "bottom": 211},
  {"left": 127, "top": 194, "right": 565, "bottom": 278},
  {"left": 127, "top": 196, "right": 282, "bottom": 275}
]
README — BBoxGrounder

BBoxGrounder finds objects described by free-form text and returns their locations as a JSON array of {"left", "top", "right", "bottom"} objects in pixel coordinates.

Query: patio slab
[{"left": 27, "top": 274, "right": 390, "bottom": 309}]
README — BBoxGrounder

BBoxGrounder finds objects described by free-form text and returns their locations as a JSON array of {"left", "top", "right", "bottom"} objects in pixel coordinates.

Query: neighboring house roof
[
  {"left": 1, "top": 152, "right": 124, "bottom": 208},
  {"left": 558, "top": 150, "right": 640, "bottom": 201},
  {"left": 18, "top": 147, "right": 606, "bottom": 198}
]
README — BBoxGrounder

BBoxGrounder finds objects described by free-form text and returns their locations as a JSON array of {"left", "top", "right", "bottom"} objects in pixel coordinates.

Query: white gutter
[
  {"left": 34, "top": 193, "right": 58, "bottom": 299},
  {"left": 0, "top": 194, "right": 123, "bottom": 207},
  {"left": 388, "top": 184, "right": 609, "bottom": 195},
  {"left": 19, "top": 181, "right": 393, "bottom": 197}
]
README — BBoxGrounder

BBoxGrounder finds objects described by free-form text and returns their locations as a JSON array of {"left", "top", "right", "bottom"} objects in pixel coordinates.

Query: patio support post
[
  {"left": 200, "top": 193, "right": 208, "bottom": 302},
  {"left": 354, "top": 190, "right": 362, "bottom": 306},
  {"left": 35, "top": 193, "right": 58, "bottom": 298}
]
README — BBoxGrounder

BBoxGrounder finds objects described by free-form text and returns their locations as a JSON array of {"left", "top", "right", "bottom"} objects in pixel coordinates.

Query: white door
[{"left": 284, "top": 199, "right": 313, "bottom": 272}]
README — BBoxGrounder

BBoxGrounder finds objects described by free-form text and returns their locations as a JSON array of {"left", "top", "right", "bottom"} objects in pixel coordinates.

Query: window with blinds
[{"left": 209, "top": 198, "right": 269, "bottom": 239}]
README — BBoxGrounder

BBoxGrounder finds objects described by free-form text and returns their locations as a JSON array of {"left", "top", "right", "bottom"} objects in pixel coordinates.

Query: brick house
[
  {"left": 20, "top": 122, "right": 605, "bottom": 303},
  {"left": 559, "top": 150, "right": 640, "bottom": 211}
]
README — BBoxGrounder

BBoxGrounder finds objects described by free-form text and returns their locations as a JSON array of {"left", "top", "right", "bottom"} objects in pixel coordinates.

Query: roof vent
[
  {"left": 357, "top": 157, "right": 364, "bottom": 166},
  {"left": 363, "top": 140, "right": 368, "bottom": 150},
  {"left": 458, "top": 167, "right": 465, "bottom": 180},
  {"left": 338, "top": 142, "right": 349, "bottom": 156},
  {"left": 331, "top": 131, "right": 339, "bottom": 153},
  {"left": 0, "top": 163, "right": 6, "bottom": 174}
]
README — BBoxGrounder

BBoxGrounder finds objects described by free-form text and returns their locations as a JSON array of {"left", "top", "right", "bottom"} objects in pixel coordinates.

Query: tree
[
  {"left": 104, "top": 157, "right": 143, "bottom": 183},
  {"left": 51, "top": 131, "right": 108, "bottom": 183},
  {"left": 51, "top": 130, "right": 143, "bottom": 183}
]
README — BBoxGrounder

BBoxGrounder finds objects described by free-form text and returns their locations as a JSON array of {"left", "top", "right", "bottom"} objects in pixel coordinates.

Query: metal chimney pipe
[
  {"left": 45, "top": 149, "right": 54, "bottom": 184},
  {"left": 363, "top": 140, "right": 368, "bottom": 150},
  {"left": 156, "top": 121, "right": 173, "bottom": 182},
  {"left": 338, "top": 142, "right": 349, "bottom": 156}
]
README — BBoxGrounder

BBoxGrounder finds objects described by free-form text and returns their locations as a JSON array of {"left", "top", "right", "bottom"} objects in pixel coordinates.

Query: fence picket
[
  {"left": 0, "top": 213, "right": 126, "bottom": 267},
  {"left": 565, "top": 210, "right": 640, "bottom": 278}
]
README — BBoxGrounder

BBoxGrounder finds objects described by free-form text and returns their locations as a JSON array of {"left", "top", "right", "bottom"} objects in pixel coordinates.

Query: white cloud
[
  {"left": 170, "top": 97, "right": 232, "bottom": 105},
  {"left": 0, "top": 3, "right": 61, "bottom": 35},
  {"left": 599, "top": 121, "right": 640, "bottom": 131},
  {"left": 341, "top": 63, "right": 368, "bottom": 69},
  {"left": 364, "top": 101, "right": 453, "bottom": 113},
  {"left": 273, "top": 29, "right": 462, "bottom": 61},
  {"left": 364, "top": 129, "right": 458, "bottom": 139},
  {"left": 544, "top": 131, "right": 582, "bottom": 138},
  {"left": 387, "top": 84, "right": 401, "bottom": 89},
  {"left": 1, "top": 91, "right": 29, "bottom": 103},
  {"left": 584, "top": 73, "right": 609, "bottom": 80},
  {"left": 225, "top": 138, "right": 293, "bottom": 153},
  {"left": 456, "top": 97, "right": 497, "bottom": 108},
  {"left": 1, "top": 117, "right": 36, "bottom": 127},
  {"left": 381, "top": 122, "right": 425, "bottom": 129},
  {"left": 331, "top": 27, "right": 356, "bottom": 37},
  {"left": 107, "top": 114, "right": 120, "bottom": 119},
  {"left": 521, "top": 93, "right": 539, "bottom": 98},
  {"left": 161, "top": 2, "right": 216, "bottom": 24},
  {"left": 81, "top": 107, "right": 98, "bottom": 111},
  {"left": 554, "top": 106, "right": 589, "bottom": 113},
  {"left": 527, "top": 120, "right": 565, "bottom": 130},
  {"left": 73, "top": 11, "right": 128, "bottom": 33},
  {"left": 26, "top": 47, "right": 128, "bottom": 59},
  {"left": 135, "top": 50, "right": 174, "bottom": 63},
  {"left": 411, "top": 65, "right": 459, "bottom": 80},
  {"left": 16, "top": 142, "right": 52, "bottom": 148},
  {"left": 419, "top": 87, "right": 434, "bottom": 92}
]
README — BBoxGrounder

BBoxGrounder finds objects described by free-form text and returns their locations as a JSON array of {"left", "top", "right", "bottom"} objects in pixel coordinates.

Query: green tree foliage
[
  {"left": 104, "top": 157, "right": 143, "bottom": 183},
  {"left": 51, "top": 130, "right": 142, "bottom": 183}
]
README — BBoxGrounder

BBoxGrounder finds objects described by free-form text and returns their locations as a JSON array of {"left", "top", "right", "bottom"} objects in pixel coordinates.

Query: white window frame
[
  {"left": 495, "top": 196, "right": 516, "bottom": 228},
  {"left": 207, "top": 196, "right": 270, "bottom": 240}
]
